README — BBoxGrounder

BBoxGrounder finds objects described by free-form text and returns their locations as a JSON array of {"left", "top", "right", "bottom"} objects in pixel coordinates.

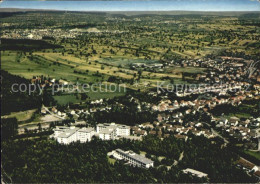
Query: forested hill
[
  {"left": 1, "top": 70, "right": 51, "bottom": 114},
  {"left": 1, "top": 135, "right": 257, "bottom": 183}
]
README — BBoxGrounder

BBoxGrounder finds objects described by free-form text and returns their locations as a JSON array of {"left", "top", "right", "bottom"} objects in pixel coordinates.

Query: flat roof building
[
  {"left": 113, "top": 149, "right": 154, "bottom": 169},
  {"left": 183, "top": 168, "right": 208, "bottom": 178},
  {"left": 53, "top": 126, "right": 94, "bottom": 144},
  {"left": 97, "top": 123, "right": 130, "bottom": 140},
  {"left": 56, "top": 126, "right": 79, "bottom": 144},
  {"left": 52, "top": 123, "right": 130, "bottom": 143}
]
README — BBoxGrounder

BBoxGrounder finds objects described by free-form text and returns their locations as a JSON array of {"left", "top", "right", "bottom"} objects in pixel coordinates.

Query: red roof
[
  {"left": 237, "top": 158, "right": 255, "bottom": 170},
  {"left": 254, "top": 171, "right": 260, "bottom": 177}
]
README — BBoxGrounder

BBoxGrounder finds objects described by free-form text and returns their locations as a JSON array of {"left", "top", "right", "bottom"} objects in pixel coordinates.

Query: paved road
[
  {"left": 211, "top": 128, "right": 229, "bottom": 144},
  {"left": 202, "top": 121, "right": 229, "bottom": 144},
  {"left": 42, "top": 106, "right": 65, "bottom": 120}
]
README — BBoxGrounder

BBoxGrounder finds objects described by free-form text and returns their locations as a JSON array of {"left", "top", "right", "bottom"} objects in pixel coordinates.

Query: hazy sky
[{"left": 0, "top": 0, "right": 260, "bottom": 11}]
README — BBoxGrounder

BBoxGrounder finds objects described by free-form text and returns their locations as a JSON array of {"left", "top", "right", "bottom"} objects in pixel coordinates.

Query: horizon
[{"left": 1, "top": 0, "right": 260, "bottom": 12}]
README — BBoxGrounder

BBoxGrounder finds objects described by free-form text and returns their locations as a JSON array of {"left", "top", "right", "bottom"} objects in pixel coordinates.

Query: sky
[{"left": 0, "top": 0, "right": 260, "bottom": 12}]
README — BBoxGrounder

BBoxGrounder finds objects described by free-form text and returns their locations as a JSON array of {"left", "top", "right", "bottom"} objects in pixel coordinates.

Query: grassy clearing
[
  {"left": 165, "top": 66, "right": 206, "bottom": 74},
  {"left": 1, "top": 50, "right": 207, "bottom": 103},
  {"left": 140, "top": 151, "right": 147, "bottom": 157},
  {"left": 221, "top": 113, "right": 251, "bottom": 119},
  {"left": 1, "top": 109, "right": 37, "bottom": 122},
  {"left": 53, "top": 94, "right": 82, "bottom": 105},
  {"left": 244, "top": 150, "right": 260, "bottom": 161},
  {"left": 108, "top": 157, "right": 116, "bottom": 165}
]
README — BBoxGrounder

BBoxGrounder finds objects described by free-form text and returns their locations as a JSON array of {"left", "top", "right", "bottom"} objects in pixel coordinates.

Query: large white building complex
[
  {"left": 96, "top": 123, "right": 130, "bottom": 140},
  {"left": 53, "top": 126, "right": 95, "bottom": 144},
  {"left": 52, "top": 123, "right": 130, "bottom": 144},
  {"left": 111, "top": 149, "right": 154, "bottom": 169}
]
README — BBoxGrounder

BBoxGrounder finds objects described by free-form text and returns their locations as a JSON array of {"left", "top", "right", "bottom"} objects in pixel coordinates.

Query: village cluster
[
  {"left": 40, "top": 76, "right": 260, "bottom": 149},
  {"left": 1, "top": 27, "right": 125, "bottom": 40},
  {"left": 1, "top": 28, "right": 83, "bottom": 39},
  {"left": 22, "top": 55, "right": 260, "bottom": 152}
]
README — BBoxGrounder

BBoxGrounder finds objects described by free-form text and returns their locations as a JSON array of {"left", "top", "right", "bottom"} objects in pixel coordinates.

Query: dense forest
[
  {"left": 2, "top": 134, "right": 256, "bottom": 183},
  {"left": 1, "top": 70, "right": 55, "bottom": 114},
  {"left": 0, "top": 39, "right": 63, "bottom": 51}
]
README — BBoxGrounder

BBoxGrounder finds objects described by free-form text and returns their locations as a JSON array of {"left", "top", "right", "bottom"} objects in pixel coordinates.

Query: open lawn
[
  {"left": 1, "top": 109, "right": 37, "bottom": 122},
  {"left": 244, "top": 150, "right": 260, "bottom": 161},
  {"left": 108, "top": 156, "right": 116, "bottom": 165}
]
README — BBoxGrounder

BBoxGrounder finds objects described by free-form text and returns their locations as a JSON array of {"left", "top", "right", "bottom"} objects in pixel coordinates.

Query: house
[
  {"left": 51, "top": 107, "right": 58, "bottom": 113},
  {"left": 174, "top": 134, "right": 188, "bottom": 141},
  {"left": 237, "top": 158, "right": 255, "bottom": 171},
  {"left": 174, "top": 125, "right": 184, "bottom": 133},
  {"left": 41, "top": 108, "right": 47, "bottom": 114},
  {"left": 140, "top": 122, "right": 154, "bottom": 129},
  {"left": 167, "top": 127, "right": 176, "bottom": 132},
  {"left": 254, "top": 171, "right": 260, "bottom": 181},
  {"left": 59, "top": 79, "right": 69, "bottom": 85},
  {"left": 149, "top": 130, "right": 157, "bottom": 135},
  {"left": 152, "top": 105, "right": 159, "bottom": 111},
  {"left": 135, "top": 130, "right": 147, "bottom": 136}
]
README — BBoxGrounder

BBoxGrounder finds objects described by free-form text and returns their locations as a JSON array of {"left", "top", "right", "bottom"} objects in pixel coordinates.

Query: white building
[
  {"left": 55, "top": 127, "right": 79, "bottom": 144},
  {"left": 77, "top": 127, "right": 95, "bottom": 143},
  {"left": 53, "top": 126, "right": 70, "bottom": 137},
  {"left": 113, "top": 149, "right": 154, "bottom": 169},
  {"left": 53, "top": 126, "right": 94, "bottom": 144},
  {"left": 98, "top": 129, "right": 116, "bottom": 140},
  {"left": 52, "top": 123, "right": 130, "bottom": 143},
  {"left": 182, "top": 168, "right": 208, "bottom": 178},
  {"left": 97, "top": 123, "right": 130, "bottom": 140}
]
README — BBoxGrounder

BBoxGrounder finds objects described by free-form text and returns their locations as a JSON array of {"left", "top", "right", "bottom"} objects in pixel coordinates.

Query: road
[
  {"left": 211, "top": 128, "right": 229, "bottom": 144},
  {"left": 203, "top": 121, "right": 229, "bottom": 144}
]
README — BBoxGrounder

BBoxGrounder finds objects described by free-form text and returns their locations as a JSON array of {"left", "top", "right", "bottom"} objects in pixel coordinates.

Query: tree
[
  {"left": 137, "top": 70, "right": 142, "bottom": 80},
  {"left": 1, "top": 118, "right": 18, "bottom": 140},
  {"left": 81, "top": 93, "right": 88, "bottom": 100},
  {"left": 37, "top": 123, "right": 42, "bottom": 132}
]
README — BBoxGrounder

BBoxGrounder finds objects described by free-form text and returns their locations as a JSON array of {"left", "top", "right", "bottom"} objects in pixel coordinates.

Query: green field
[
  {"left": 244, "top": 150, "right": 260, "bottom": 161},
  {"left": 1, "top": 11, "right": 259, "bottom": 106}
]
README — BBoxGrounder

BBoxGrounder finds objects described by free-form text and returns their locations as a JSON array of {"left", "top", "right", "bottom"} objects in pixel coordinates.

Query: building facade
[{"left": 97, "top": 123, "right": 130, "bottom": 140}]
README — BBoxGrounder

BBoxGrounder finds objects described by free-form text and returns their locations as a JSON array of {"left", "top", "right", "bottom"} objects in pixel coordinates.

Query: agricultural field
[
  {"left": 1, "top": 12, "right": 260, "bottom": 106},
  {"left": 1, "top": 11, "right": 259, "bottom": 109}
]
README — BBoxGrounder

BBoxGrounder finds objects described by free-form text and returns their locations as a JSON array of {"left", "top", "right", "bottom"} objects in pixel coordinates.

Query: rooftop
[
  {"left": 78, "top": 127, "right": 94, "bottom": 133},
  {"left": 58, "top": 127, "right": 79, "bottom": 138},
  {"left": 116, "top": 149, "right": 153, "bottom": 165},
  {"left": 183, "top": 168, "right": 208, "bottom": 178}
]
